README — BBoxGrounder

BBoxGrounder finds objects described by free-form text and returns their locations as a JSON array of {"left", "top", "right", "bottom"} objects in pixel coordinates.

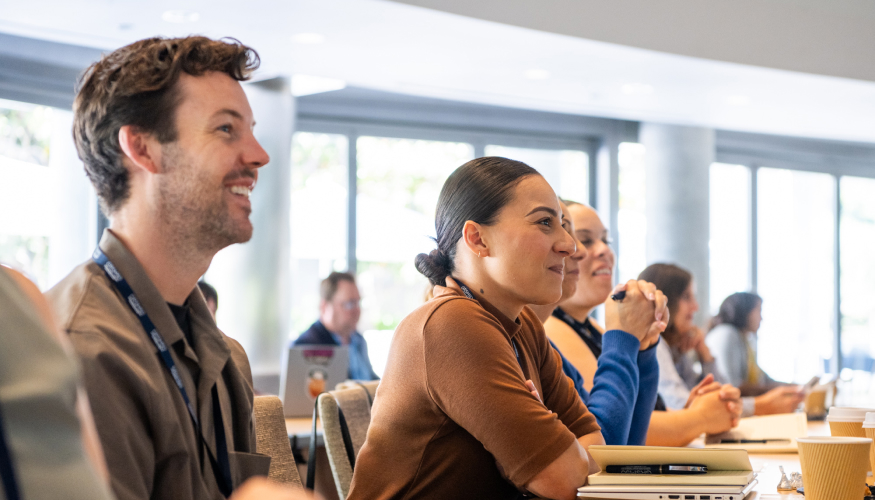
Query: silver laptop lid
[{"left": 280, "top": 344, "right": 349, "bottom": 417}]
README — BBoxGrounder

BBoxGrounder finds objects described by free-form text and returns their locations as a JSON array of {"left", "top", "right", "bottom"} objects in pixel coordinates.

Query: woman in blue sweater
[
  {"left": 530, "top": 201, "right": 663, "bottom": 446},
  {"left": 544, "top": 203, "right": 741, "bottom": 446}
]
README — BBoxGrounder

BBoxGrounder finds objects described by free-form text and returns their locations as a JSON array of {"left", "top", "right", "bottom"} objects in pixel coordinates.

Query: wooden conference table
[
  {"left": 284, "top": 417, "right": 832, "bottom": 499},
  {"left": 285, "top": 417, "right": 321, "bottom": 450}
]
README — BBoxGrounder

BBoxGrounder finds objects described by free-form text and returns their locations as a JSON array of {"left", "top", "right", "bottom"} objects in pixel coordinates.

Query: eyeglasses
[{"left": 338, "top": 299, "right": 360, "bottom": 311}]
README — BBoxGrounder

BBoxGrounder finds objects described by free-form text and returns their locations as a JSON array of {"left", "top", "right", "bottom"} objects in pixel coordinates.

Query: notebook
[
  {"left": 586, "top": 446, "right": 755, "bottom": 486},
  {"left": 279, "top": 344, "right": 349, "bottom": 417},
  {"left": 704, "top": 412, "right": 807, "bottom": 453},
  {"left": 579, "top": 446, "right": 757, "bottom": 500}
]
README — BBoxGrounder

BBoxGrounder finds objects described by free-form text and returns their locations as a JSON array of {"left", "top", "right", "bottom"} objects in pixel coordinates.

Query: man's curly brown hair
[{"left": 73, "top": 36, "right": 260, "bottom": 214}]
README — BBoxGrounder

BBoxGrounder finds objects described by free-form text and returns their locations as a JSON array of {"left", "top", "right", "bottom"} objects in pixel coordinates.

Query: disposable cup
[
  {"left": 865, "top": 413, "right": 875, "bottom": 475},
  {"left": 827, "top": 407, "right": 875, "bottom": 438},
  {"left": 830, "top": 420, "right": 865, "bottom": 437},
  {"left": 863, "top": 411, "right": 875, "bottom": 429},
  {"left": 865, "top": 427, "right": 875, "bottom": 477},
  {"left": 797, "top": 436, "right": 872, "bottom": 500},
  {"left": 805, "top": 390, "right": 827, "bottom": 417}
]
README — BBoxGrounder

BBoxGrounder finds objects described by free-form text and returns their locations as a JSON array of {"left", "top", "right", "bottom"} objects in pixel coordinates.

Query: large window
[
  {"left": 839, "top": 176, "right": 875, "bottom": 394},
  {"left": 288, "top": 132, "right": 350, "bottom": 336},
  {"left": 709, "top": 163, "right": 752, "bottom": 314},
  {"left": 0, "top": 102, "right": 54, "bottom": 288},
  {"left": 355, "top": 136, "right": 474, "bottom": 375},
  {"left": 484, "top": 145, "right": 589, "bottom": 204},
  {"left": 616, "top": 142, "right": 647, "bottom": 282},
  {"left": 756, "top": 168, "right": 836, "bottom": 383},
  {"left": 0, "top": 100, "right": 94, "bottom": 290},
  {"left": 709, "top": 158, "right": 875, "bottom": 399}
]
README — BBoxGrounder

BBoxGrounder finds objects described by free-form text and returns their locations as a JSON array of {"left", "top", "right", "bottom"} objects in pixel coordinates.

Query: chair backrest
[
  {"left": 253, "top": 395, "right": 303, "bottom": 488},
  {"left": 334, "top": 380, "right": 379, "bottom": 403},
  {"left": 318, "top": 385, "right": 374, "bottom": 499}
]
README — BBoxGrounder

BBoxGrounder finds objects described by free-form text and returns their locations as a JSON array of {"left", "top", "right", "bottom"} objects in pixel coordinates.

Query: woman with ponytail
[{"left": 348, "top": 157, "right": 667, "bottom": 500}]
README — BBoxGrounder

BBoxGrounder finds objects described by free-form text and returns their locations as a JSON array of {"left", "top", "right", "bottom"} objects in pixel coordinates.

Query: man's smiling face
[{"left": 156, "top": 71, "right": 269, "bottom": 251}]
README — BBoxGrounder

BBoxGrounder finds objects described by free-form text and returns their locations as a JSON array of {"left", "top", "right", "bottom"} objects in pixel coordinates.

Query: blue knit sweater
[{"left": 550, "top": 330, "right": 659, "bottom": 445}]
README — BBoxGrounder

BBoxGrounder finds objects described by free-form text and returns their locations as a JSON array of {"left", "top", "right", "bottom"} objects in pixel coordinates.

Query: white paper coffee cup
[{"left": 827, "top": 407, "right": 875, "bottom": 423}]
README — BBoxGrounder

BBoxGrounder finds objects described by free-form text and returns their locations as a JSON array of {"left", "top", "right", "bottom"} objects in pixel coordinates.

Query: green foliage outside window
[
  {"left": 0, "top": 235, "right": 49, "bottom": 289},
  {"left": 0, "top": 106, "right": 53, "bottom": 166}
]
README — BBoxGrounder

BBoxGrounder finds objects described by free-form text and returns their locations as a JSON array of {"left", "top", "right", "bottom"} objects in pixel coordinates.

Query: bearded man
[{"left": 47, "top": 36, "right": 272, "bottom": 500}]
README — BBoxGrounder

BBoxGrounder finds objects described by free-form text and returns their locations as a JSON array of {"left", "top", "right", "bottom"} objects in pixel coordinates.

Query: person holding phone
[
  {"left": 707, "top": 292, "right": 804, "bottom": 414},
  {"left": 348, "top": 157, "right": 667, "bottom": 500}
]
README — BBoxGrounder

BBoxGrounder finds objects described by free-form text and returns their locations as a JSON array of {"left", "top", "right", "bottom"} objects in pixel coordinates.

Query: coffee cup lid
[
  {"left": 797, "top": 436, "right": 873, "bottom": 444},
  {"left": 864, "top": 412, "right": 875, "bottom": 428},
  {"left": 827, "top": 407, "right": 875, "bottom": 422}
]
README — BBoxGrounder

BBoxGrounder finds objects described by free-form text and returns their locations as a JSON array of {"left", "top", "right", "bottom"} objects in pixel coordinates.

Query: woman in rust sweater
[{"left": 348, "top": 157, "right": 666, "bottom": 500}]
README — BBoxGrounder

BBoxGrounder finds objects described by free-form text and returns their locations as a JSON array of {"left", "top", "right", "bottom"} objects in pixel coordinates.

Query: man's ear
[
  {"left": 118, "top": 125, "right": 161, "bottom": 174},
  {"left": 462, "top": 220, "right": 490, "bottom": 258}
]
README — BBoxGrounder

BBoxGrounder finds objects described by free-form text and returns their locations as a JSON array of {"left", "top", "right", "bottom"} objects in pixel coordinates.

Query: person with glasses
[{"left": 294, "top": 272, "right": 379, "bottom": 380}]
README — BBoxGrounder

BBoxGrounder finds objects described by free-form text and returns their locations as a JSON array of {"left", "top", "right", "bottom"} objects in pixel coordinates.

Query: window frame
[
  {"left": 716, "top": 130, "right": 875, "bottom": 375},
  {"left": 296, "top": 117, "right": 603, "bottom": 273}
]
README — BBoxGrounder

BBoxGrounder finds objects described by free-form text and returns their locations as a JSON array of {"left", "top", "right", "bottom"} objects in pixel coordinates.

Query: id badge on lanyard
[{"left": 92, "top": 247, "right": 234, "bottom": 497}]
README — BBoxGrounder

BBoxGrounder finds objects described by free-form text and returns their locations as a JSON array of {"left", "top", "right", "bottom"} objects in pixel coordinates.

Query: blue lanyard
[
  {"left": 92, "top": 247, "right": 233, "bottom": 497},
  {"left": 0, "top": 403, "right": 20, "bottom": 500},
  {"left": 455, "top": 279, "right": 522, "bottom": 367}
]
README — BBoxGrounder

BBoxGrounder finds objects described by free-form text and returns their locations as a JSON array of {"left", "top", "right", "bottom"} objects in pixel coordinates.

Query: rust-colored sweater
[{"left": 348, "top": 281, "right": 600, "bottom": 500}]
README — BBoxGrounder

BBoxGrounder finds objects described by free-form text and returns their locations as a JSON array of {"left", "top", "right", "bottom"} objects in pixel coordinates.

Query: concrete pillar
[
  {"left": 206, "top": 78, "right": 294, "bottom": 380},
  {"left": 641, "top": 123, "right": 714, "bottom": 326}
]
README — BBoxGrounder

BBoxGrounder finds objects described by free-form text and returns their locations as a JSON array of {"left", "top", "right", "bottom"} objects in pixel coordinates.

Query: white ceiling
[
  {"left": 1, "top": 0, "right": 874, "bottom": 144},
  {"left": 388, "top": 0, "right": 875, "bottom": 84}
]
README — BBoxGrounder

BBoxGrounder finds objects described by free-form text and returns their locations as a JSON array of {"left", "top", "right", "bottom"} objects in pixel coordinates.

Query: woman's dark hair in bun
[{"left": 415, "top": 156, "right": 539, "bottom": 286}]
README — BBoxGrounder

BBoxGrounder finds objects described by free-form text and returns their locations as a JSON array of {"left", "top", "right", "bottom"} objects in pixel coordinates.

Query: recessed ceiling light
[
  {"left": 621, "top": 83, "right": 654, "bottom": 96},
  {"left": 525, "top": 69, "right": 551, "bottom": 80},
  {"left": 291, "top": 74, "right": 346, "bottom": 97},
  {"left": 292, "top": 33, "right": 326, "bottom": 45},
  {"left": 162, "top": 10, "right": 199, "bottom": 23},
  {"left": 726, "top": 95, "right": 751, "bottom": 107}
]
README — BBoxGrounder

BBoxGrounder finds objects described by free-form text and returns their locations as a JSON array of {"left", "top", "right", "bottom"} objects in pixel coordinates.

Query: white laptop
[
  {"left": 280, "top": 344, "right": 349, "bottom": 417},
  {"left": 578, "top": 480, "right": 758, "bottom": 499}
]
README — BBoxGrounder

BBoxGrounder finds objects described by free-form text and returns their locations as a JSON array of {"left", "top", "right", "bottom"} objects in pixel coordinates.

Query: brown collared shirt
[{"left": 47, "top": 230, "right": 269, "bottom": 500}]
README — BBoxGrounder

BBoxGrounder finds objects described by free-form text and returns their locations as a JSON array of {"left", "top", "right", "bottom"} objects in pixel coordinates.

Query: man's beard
[{"left": 156, "top": 143, "right": 253, "bottom": 255}]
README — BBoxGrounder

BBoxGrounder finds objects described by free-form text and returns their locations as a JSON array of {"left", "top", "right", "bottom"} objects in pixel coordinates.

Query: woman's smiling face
[
  {"left": 562, "top": 203, "right": 616, "bottom": 310},
  {"left": 558, "top": 201, "right": 587, "bottom": 302},
  {"left": 476, "top": 175, "right": 577, "bottom": 307}
]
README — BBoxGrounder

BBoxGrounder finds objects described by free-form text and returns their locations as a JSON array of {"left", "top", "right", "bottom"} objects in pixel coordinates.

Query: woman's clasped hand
[{"left": 604, "top": 279, "right": 667, "bottom": 351}]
